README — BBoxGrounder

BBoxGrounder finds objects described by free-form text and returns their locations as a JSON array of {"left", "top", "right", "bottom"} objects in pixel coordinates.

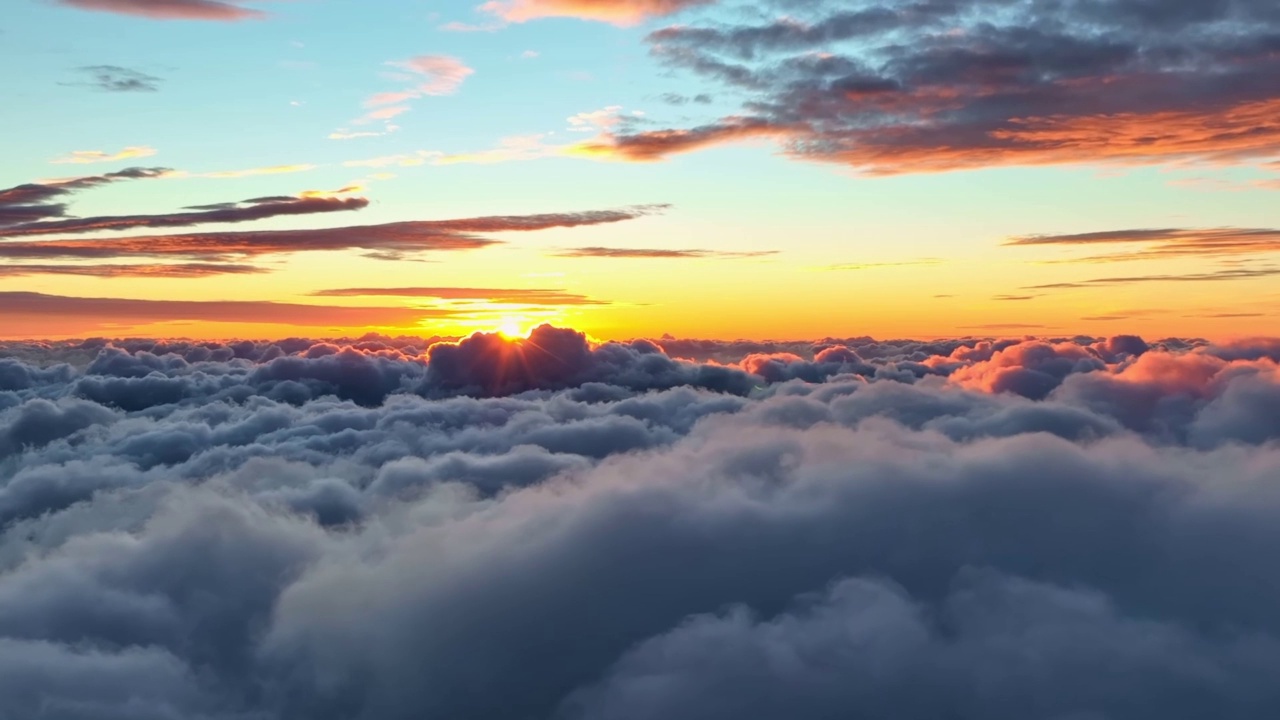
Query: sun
[{"left": 496, "top": 317, "right": 530, "bottom": 339}]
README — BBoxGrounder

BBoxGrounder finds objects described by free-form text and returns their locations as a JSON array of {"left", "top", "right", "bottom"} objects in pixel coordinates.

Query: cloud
[
  {"left": 1029, "top": 268, "right": 1280, "bottom": 290},
  {"left": 67, "top": 65, "right": 163, "bottom": 92},
  {"left": 193, "top": 164, "right": 318, "bottom": 179},
  {"left": 823, "top": 259, "right": 942, "bottom": 271},
  {"left": 55, "top": 0, "right": 267, "bottom": 21},
  {"left": 0, "top": 166, "right": 169, "bottom": 227},
  {"left": 1, "top": 331, "right": 1280, "bottom": 717},
  {"left": 0, "top": 263, "right": 266, "bottom": 279},
  {"left": 479, "top": 0, "right": 714, "bottom": 25},
  {"left": 0, "top": 292, "right": 456, "bottom": 328},
  {"left": 50, "top": 146, "right": 158, "bottom": 165},
  {"left": 581, "top": 0, "right": 1280, "bottom": 173},
  {"left": 0, "top": 194, "right": 366, "bottom": 239},
  {"left": 340, "top": 55, "right": 473, "bottom": 131},
  {"left": 311, "top": 287, "right": 609, "bottom": 306},
  {"left": 1006, "top": 227, "right": 1280, "bottom": 261},
  {"left": 0, "top": 206, "right": 665, "bottom": 262},
  {"left": 553, "top": 246, "right": 774, "bottom": 259}
]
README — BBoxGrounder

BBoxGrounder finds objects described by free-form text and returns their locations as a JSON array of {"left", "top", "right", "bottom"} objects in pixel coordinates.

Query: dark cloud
[
  {"left": 312, "top": 287, "right": 609, "bottom": 305},
  {"left": 67, "top": 65, "right": 164, "bottom": 92},
  {"left": 56, "top": 0, "right": 267, "bottom": 21},
  {"left": 1, "top": 330, "right": 1279, "bottom": 718},
  {"left": 0, "top": 166, "right": 168, "bottom": 227},
  {"left": 0, "top": 207, "right": 665, "bottom": 263},
  {"left": 553, "top": 246, "right": 775, "bottom": 259},
  {"left": 0, "top": 195, "right": 366, "bottom": 239},
  {"left": 582, "top": 0, "right": 1280, "bottom": 173}
]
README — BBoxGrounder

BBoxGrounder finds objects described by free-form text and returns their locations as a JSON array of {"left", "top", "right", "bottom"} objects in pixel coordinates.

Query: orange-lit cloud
[
  {"left": 51, "top": 146, "right": 158, "bottom": 165},
  {"left": 0, "top": 291, "right": 454, "bottom": 327},
  {"left": 0, "top": 263, "right": 266, "bottom": 278},
  {"left": 572, "top": 118, "right": 788, "bottom": 162},
  {"left": 1006, "top": 227, "right": 1280, "bottom": 261},
  {"left": 311, "top": 287, "right": 609, "bottom": 305},
  {"left": 603, "top": 1, "right": 1280, "bottom": 174},
  {"left": 0, "top": 207, "right": 666, "bottom": 262},
  {"left": 55, "top": 0, "right": 267, "bottom": 21},
  {"left": 480, "top": 0, "right": 712, "bottom": 25}
]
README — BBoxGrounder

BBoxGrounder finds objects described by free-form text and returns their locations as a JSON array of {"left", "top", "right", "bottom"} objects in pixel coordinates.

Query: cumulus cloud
[
  {"left": 2, "top": 329, "right": 1279, "bottom": 718},
  {"left": 582, "top": 0, "right": 1280, "bottom": 173}
]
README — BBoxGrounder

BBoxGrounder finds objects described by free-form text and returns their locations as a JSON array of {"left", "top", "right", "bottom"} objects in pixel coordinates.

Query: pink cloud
[
  {"left": 480, "top": 0, "right": 712, "bottom": 25},
  {"left": 55, "top": 0, "right": 266, "bottom": 21}
]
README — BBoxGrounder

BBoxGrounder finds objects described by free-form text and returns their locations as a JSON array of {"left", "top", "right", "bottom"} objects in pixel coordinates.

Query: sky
[{"left": 2, "top": 0, "right": 1280, "bottom": 341}]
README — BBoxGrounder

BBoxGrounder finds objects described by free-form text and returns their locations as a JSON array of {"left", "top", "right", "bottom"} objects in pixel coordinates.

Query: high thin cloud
[
  {"left": 1028, "top": 268, "right": 1280, "bottom": 290},
  {"left": 312, "top": 287, "right": 609, "bottom": 306},
  {"left": 55, "top": 0, "right": 268, "bottom": 21},
  {"left": 67, "top": 65, "right": 163, "bottom": 92},
  {"left": 0, "top": 263, "right": 265, "bottom": 278},
  {"left": 51, "top": 146, "right": 158, "bottom": 165},
  {"left": 480, "top": 0, "right": 713, "bottom": 25},
  {"left": 347, "top": 55, "right": 474, "bottom": 130},
  {"left": 1007, "top": 227, "right": 1280, "bottom": 261},
  {"left": 582, "top": 0, "right": 1280, "bottom": 173},
  {"left": 0, "top": 207, "right": 666, "bottom": 262},
  {"left": 1, "top": 330, "right": 1280, "bottom": 716},
  {"left": 553, "top": 246, "right": 774, "bottom": 259},
  {"left": 0, "top": 291, "right": 454, "bottom": 327}
]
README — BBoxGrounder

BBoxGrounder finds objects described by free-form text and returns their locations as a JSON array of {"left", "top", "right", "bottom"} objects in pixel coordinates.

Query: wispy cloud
[
  {"left": 55, "top": 0, "right": 267, "bottom": 21},
  {"left": 51, "top": 146, "right": 158, "bottom": 165},
  {"left": 822, "top": 259, "right": 942, "bottom": 271},
  {"left": 480, "top": 0, "right": 713, "bottom": 26},
  {"left": 1006, "top": 227, "right": 1280, "bottom": 261},
  {"left": 0, "top": 292, "right": 453, "bottom": 327},
  {"left": 338, "top": 55, "right": 474, "bottom": 136},
  {"left": 1027, "top": 267, "right": 1280, "bottom": 290},
  {"left": 311, "top": 287, "right": 609, "bottom": 305},
  {"left": 552, "top": 246, "right": 774, "bottom": 259},
  {"left": 66, "top": 65, "right": 162, "bottom": 92},
  {"left": 0, "top": 207, "right": 667, "bottom": 262},
  {"left": 0, "top": 263, "right": 266, "bottom": 278}
]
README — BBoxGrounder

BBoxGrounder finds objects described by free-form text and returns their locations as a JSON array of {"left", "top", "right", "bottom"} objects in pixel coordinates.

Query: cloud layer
[{"left": 2, "top": 328, "right": 1280, "bottom": 717}]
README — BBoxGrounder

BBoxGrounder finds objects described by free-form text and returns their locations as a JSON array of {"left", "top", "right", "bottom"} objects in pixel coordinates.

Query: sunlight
[{"left": 496, "top": 316, "right": 531, "bottom": 339}]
